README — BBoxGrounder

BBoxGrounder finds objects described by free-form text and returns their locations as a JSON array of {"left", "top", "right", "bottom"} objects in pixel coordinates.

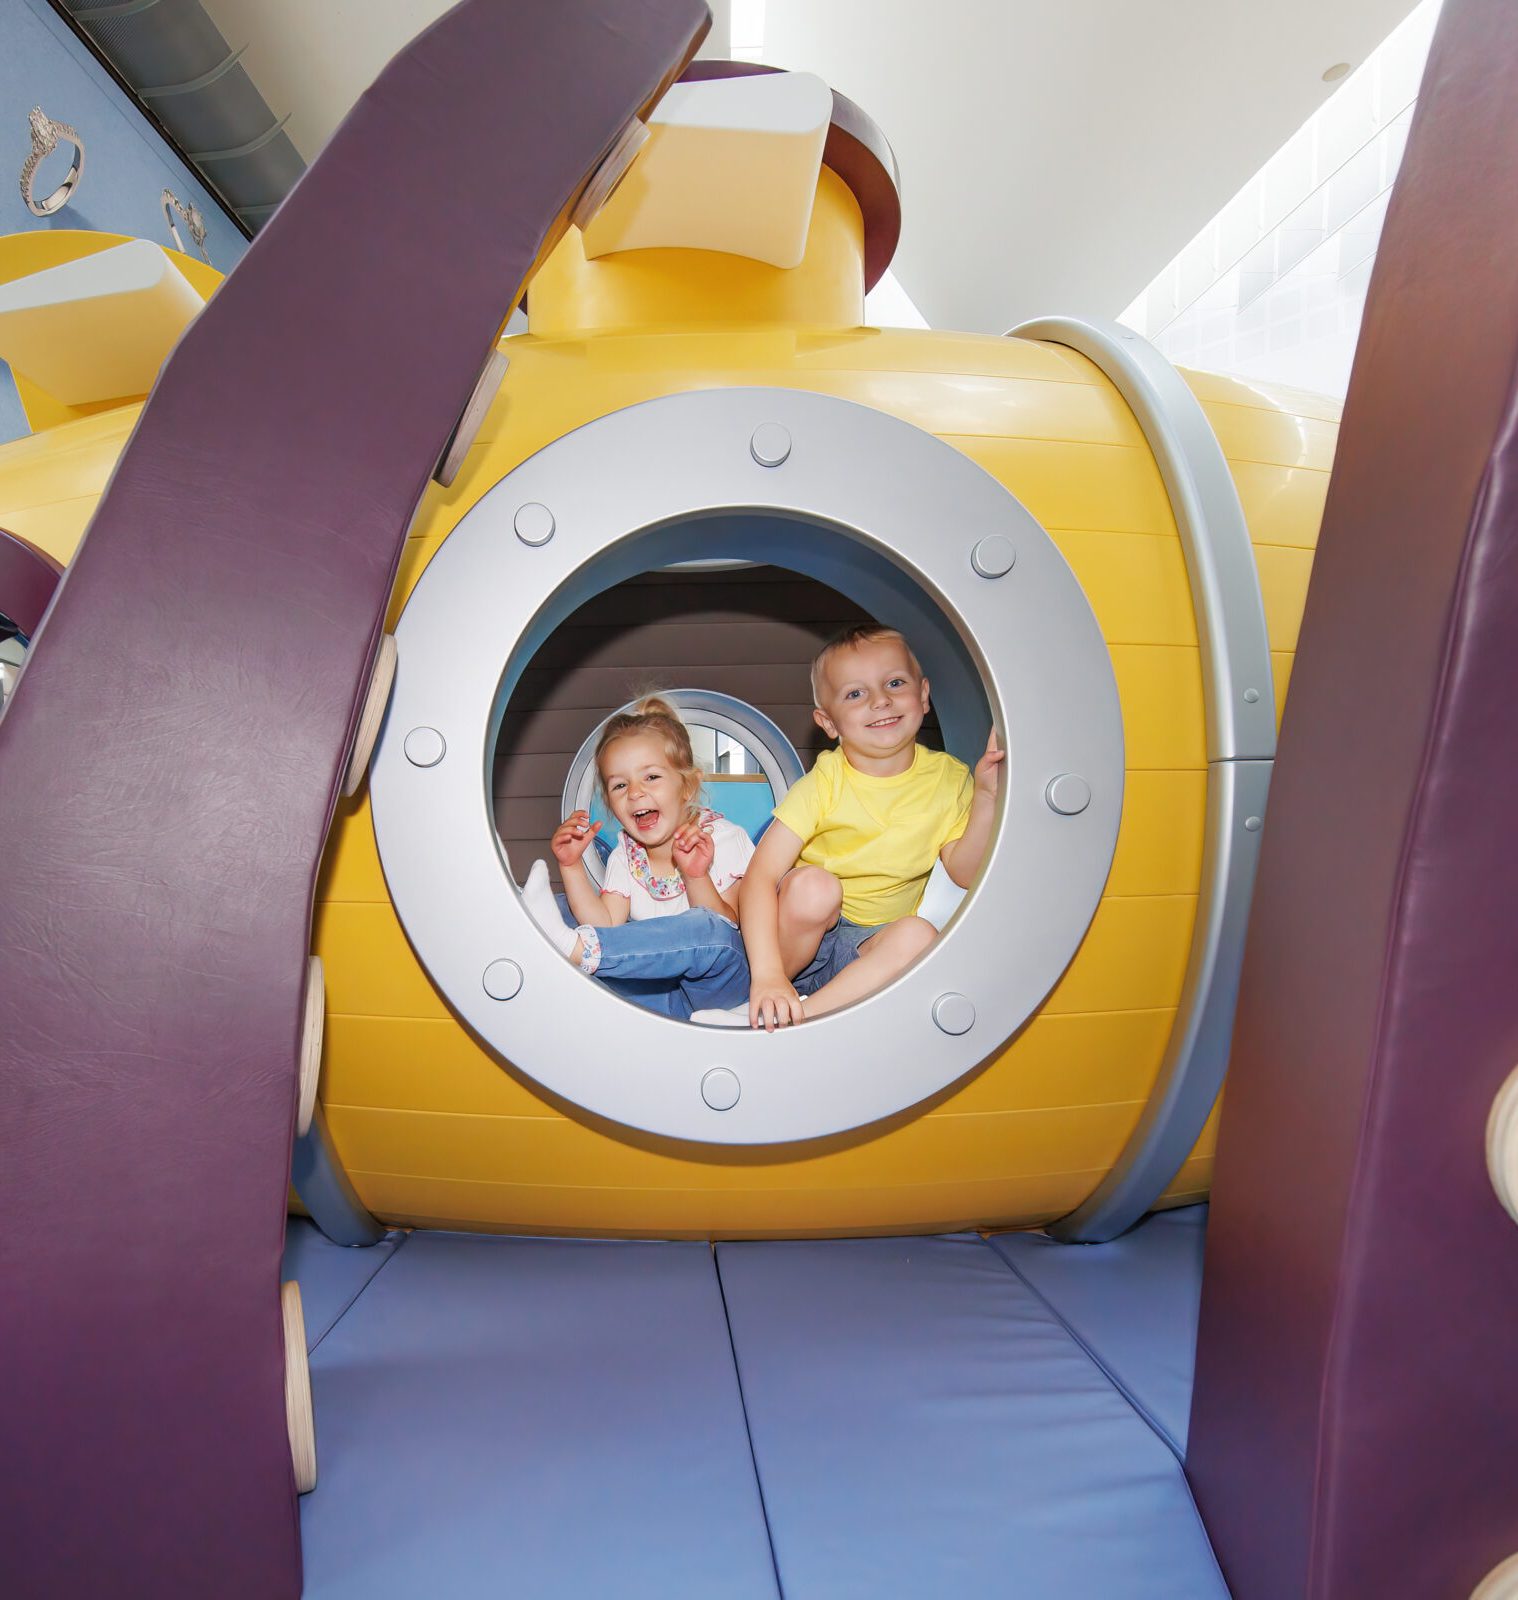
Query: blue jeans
[
  {"left": 791, "top": 916, "right": 879, "bottom": 997},
  {"left": 557, "top": 898, "right": 750, "bottom": 1021}
]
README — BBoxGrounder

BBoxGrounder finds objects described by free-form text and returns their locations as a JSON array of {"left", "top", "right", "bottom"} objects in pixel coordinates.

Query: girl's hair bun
[
  {"left": 593, "top": 694, "right": 703, "bottom": 813},
  {"left": 634, "top": 694, "right": 680, "bottom": 722}
]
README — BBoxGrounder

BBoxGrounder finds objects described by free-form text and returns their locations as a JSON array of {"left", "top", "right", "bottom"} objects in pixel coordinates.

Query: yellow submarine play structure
[{"left": 0, "top": 62, "right": 1332, "bottom": 1246}]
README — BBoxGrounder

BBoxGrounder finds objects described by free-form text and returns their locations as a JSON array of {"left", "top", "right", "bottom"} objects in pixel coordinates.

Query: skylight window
[{"left": 1119, "top": 0, "right": 1444, "bottom": 395}]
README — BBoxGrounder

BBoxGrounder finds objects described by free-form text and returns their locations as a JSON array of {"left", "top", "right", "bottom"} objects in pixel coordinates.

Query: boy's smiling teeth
[{"left": 867, "top": 715, "right": 902, "bottom": 728}]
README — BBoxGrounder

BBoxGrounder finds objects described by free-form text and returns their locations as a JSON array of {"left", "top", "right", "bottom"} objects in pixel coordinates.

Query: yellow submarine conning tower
[{"left": 0, "top": 62, "right": 1330, "bottom": 1245}]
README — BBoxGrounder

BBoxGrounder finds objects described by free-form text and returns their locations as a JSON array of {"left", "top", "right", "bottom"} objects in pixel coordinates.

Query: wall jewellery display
[
  {"left": 162, "top": 188, "right": 211, "bottom": 264},
  {"left": 20, "top": 106, "right": 85, "bottom": 217}
]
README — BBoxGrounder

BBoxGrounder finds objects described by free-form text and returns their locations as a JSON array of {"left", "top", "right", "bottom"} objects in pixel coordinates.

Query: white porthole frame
[{"left": 370, "top": 387, "right": 1123, "bottom": 1145}]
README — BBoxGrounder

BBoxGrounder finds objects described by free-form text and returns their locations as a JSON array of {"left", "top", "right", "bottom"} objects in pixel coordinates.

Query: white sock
[
  {"left": 690, "top": 1004, "right": 751, "bottom": 1027},
  {"left": 522, "top": 859, "right": 577, "bottom": 958}
]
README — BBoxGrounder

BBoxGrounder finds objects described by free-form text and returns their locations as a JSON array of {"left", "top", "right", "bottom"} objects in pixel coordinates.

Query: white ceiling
[{"left": 201, "top": 0, "right": 1423, "bottom": 334}]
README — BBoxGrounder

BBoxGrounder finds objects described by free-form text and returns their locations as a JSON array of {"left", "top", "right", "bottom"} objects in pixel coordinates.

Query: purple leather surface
[
  {"left": 0, "top": 525, "right": 62, "bottom": 636},
  {"left": 0, "top": 3, "right": 707, "bottom": 1596},
  {"left": 1187, "top": 3, "right": 1518, "bottom": 1596}
]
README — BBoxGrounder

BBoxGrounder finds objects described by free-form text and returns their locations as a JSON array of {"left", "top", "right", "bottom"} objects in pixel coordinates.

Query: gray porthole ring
[{"left": 369, "top": 387, "right": 1124, "bottom": 1146}]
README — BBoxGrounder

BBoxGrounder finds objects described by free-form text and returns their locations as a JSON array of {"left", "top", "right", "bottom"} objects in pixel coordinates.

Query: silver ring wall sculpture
[
  {"left": 20, "top": 104, "right": 84, "bottom": 216},
  {"left": 371, "top": 386, "right": 1125, "bottom": 1144}
]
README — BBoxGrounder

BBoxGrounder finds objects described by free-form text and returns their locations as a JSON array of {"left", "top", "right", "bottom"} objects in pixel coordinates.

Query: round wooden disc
[
  {"left": 1485, "top": 1065, "right": 1518, "bottom": 1227},
  {"left": 281, "top": 1280, "right": 317, "bottom": 1493},
  {"left": 434, "top": 349, "right": 510, "bottom": 489},
  {"left": 571, "top": 115, "right": 649, "bottom": 231},
  {"left": 1473, "top": 1553, "right": 1518, "bottom": 1600},
  {"left": 342, "top": 633, "right": 398, "bottom": 797},
  {"left": 296, "top": 956, "right": 324, "bottom": 1139}
]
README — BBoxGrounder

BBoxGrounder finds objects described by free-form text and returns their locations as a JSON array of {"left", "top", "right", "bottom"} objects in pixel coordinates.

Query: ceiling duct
[{"left": 57, "top": 0, "right": 305, "bottom": 233}]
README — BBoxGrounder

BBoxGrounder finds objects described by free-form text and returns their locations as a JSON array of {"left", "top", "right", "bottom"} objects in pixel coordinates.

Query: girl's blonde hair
[{"left": 594, "top": 696, "right": 703, "bottom": 816}]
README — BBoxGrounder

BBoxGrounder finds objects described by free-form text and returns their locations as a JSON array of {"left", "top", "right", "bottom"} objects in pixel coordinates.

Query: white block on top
[
  {"left": 580, "top": 71, "right": 832, "bottom": 270},
  {"left": 0, "top": 239, "right": 204, "bottom": 405}
]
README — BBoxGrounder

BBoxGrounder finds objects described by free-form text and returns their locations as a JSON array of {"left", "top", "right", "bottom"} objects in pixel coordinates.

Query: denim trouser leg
[{"left": 584, "top": 908, "right": 750, "bottom": 1021}]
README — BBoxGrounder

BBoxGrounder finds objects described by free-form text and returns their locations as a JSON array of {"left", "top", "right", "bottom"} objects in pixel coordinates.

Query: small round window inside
[{"left": 564, "top": 692, "right": 804, "bottom": 886}]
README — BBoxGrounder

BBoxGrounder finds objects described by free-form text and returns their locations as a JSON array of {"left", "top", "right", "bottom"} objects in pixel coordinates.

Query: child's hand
[
  {"left": 551, "top": 810, "right": 600, "bottom": 867},
  {"left": 749, "top": 975, "right": 806, "bottom": 1032},
  {"left": 974, "top": 729, "right": 1005, "bottom": 797},
  {"left": 672, "top": 818, "right": 714, "bottom": 880}
]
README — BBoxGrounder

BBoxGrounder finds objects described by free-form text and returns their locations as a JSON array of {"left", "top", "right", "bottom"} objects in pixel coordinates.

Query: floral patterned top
[{"left": 602, "top": 810, "right": 755, "bottom": 919}]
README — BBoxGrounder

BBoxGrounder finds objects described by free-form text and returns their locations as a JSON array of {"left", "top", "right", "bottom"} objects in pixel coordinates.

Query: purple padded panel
[
  {"left": 1187, "top": 3, "right": 1518, "bottom": 1596},
  {"left": 0, "top": 525, "right": 62, "bottom": 636},
  {"left": 0, "top": 3, "right": 708, "bottom": 1596}
]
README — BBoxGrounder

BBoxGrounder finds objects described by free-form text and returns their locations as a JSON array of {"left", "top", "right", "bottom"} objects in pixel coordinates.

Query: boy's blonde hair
[
  {"left": 594, "top": 695, "right": 703, "bottom": 815},
  {"left": 809, "top": 626, "right": 922, "bottom": 707}
]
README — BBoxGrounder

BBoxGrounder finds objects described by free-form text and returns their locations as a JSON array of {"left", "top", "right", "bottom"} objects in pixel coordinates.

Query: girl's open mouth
[{"left": 632, "top": 807, "right": 661, "bottom": 831}]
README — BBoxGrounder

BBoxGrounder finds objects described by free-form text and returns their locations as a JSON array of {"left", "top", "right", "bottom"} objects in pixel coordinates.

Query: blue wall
[{"left": 1, "top": 0, "right": 249, "bottom": 443}]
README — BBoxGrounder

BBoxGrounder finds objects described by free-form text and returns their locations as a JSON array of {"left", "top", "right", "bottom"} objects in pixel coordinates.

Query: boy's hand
[
  {"left": 551, "top": 810, "right": 600, "bottom": 867},
  {"left": 973, "top": 729, "right": 1005, "bottom": 797},
  {"left": 672, "top": 818, "right": 714, "bottom": 880},
  {"left": 749, "top": 975, "right": 806, "bottom": 1032}
]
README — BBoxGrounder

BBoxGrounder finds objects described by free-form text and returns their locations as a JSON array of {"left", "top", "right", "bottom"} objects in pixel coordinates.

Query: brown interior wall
[{"left": 493, "top": 565, "right": 942, "bottom": 876}]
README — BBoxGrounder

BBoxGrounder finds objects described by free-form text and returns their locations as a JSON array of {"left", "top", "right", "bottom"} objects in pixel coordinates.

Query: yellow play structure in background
[{"left": 0, "top": 139, "right": 1334, "bottom": 1238}]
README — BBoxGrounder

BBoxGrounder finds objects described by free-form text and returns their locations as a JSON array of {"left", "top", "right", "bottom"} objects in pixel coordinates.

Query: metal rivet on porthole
[
  {"left": 749, "top": 423, "right": 791, "bottom": 467},
  {"left": 932, "top": 993, "right": 976, "bottom": 1036},
  {"left": 482, "top": 959, "right": 523, "bottom": 1001},
  {"left": 1244, "top": 815, "right": 1263, "bottom": 833},
  {"left": 702, "top": 1067, "right": 741, "bottom": 1111},
  {"left": 1243, "top": 687, "right": 1261, "bottom": 704},
  {"left": 1045, "top": 773, "right": 1092, "bottom": 816},
  {"left": 971, "top": 536, "right": 1017, "bottom": 579},
  {"left": 514, "top": 502, "right": 555, "bottom": 546},
  {"left": 403, "top": 727, "right": 446, "bottom": 767}
]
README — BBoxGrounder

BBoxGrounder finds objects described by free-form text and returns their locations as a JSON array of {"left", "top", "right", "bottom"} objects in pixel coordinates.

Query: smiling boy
[{"left": 740, "top": 626, "right": 1003, "bottom": 1029}]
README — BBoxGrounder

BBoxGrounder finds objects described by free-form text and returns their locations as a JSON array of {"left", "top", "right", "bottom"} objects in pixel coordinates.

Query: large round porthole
[{"left": 370, "top": 387, "right": 1123, "bottom": 1144}]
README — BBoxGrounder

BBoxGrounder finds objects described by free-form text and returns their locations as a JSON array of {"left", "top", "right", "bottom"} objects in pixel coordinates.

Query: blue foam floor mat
[
  {"left": 283, "top": 1214, "right": 1222, "bottom": 1598},
  {"left": 297, "top": 1233, "right": 778, "bottom": 1600},
  {"left": 989, "top": 1205, "right": 1208, "bottom": 1456},
  {"left": 716, "top": 1233, "right": 1226, "bottom": 1600}
]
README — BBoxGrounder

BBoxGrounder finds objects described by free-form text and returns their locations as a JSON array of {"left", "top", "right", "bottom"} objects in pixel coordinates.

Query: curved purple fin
[
  {"left": 0, "top": 2, "right": 708, "bottom": 1595},
  {"left": 1187, "top": 2, "right": 1518, "bottom": 1595}
]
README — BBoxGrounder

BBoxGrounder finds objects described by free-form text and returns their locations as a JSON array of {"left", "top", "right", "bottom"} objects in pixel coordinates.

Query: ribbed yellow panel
[{"left": 0, "top": 224, "right": 1338, "bottom": 1238}]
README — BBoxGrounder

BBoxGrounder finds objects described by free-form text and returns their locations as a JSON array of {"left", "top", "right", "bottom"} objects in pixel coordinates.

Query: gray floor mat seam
[
  {"left": 306, "top": 1229, "right": 409, "bottom": 1357},
  {"left": 712, "top": 1242, "right": 787, "bottom": 1600},
  {"left": 979, "top": 1238, "right": 1231, "bottom": 1592},
  {"left": 978, "top": 1236, "right": 1186, "bottom": 1463}
]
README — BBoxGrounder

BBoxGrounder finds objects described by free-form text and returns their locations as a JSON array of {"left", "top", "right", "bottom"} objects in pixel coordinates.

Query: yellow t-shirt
[{"left": 772, "top": 745, "right": 974, "bottom": 926}]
